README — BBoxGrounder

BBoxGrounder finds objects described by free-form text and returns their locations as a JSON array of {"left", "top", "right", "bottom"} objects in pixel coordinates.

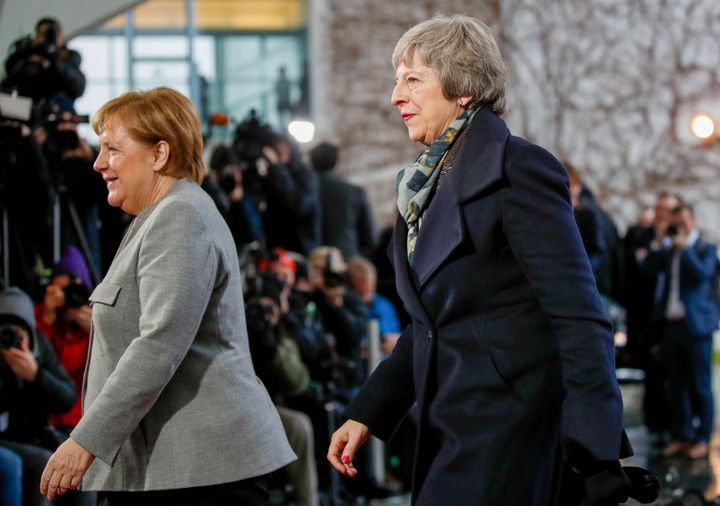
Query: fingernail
[{"left": 342, "top": 455, "right": 350, "bottom": 464}]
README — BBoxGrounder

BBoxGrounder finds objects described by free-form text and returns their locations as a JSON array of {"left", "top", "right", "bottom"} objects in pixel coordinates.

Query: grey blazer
[{"left": 71, "top": 178, "right": 295, "bottom": 491}]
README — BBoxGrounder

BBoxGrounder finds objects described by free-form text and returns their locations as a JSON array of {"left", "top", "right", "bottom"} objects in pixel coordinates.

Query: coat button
[{"left": 427, "top": 331, "right": 432, "bottom": 341}]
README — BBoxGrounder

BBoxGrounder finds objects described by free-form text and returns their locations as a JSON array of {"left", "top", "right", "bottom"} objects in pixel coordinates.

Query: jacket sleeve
[
  {"left": 71, "top": 202, "right": 217, "bottom": 466},
  {"left": 681, "top": 242, "right": 717, "bottom": 284},
  {"left": 499, "top": 144, "right": 628, "bottom": 467},
  {"left": 53, "top": 49, "right": 86, "bottom": 99},
  {"left": 342, "top": 322, "right": 415, "bottom": 440}
]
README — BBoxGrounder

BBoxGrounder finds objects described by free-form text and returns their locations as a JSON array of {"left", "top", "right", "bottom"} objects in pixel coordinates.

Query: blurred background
[{"left": 1, "top": 1, "right": 720, "bottom": 505}]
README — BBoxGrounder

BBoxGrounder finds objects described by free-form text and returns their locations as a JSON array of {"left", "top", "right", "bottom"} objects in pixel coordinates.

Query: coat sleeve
[
  {"left": 499, "top": 144, "right": 628, "bottom": 467},
  {"left": 342, "top": 322, "right": 415, "bottom": 440},
  {"left": 71, "top": 202, "right": 217, "bottom": 466},
  {"left": 682, "top": 242, "right": 717, "bottom": 284}
]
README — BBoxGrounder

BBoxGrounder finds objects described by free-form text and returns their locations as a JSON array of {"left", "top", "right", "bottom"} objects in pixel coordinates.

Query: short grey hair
[{"left": 392, "top": 15, "right": 507, "bottom": 115}]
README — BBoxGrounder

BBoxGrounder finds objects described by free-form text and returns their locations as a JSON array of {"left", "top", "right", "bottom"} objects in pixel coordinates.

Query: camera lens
[{"left": 0, "top": 324, "right": 23, "bottom": 349}]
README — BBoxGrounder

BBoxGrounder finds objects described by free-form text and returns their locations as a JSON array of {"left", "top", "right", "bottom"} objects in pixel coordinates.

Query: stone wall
[{"left": 310, "top": 0, "right": 720, "bottom": 239}]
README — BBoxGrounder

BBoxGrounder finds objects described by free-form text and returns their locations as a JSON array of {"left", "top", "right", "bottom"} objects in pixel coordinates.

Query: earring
[{"left": 457, "top": 99, "right": 464, "bottom": 106}]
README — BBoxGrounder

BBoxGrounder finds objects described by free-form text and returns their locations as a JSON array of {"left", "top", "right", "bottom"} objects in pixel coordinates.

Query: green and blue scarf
[{"left": 396, "top": 108, "right": 477, "bottom": 264}]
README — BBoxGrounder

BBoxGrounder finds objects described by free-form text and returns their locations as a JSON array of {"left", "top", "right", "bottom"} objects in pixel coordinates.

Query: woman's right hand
[
  {"left": 44, "top": 284, "right": 65, "bottom": 311},
  {"left": 327, "top": 419, "right": 370, "bottom": 477}
]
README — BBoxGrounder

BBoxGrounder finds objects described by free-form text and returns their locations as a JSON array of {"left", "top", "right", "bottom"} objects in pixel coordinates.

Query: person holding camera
[
  {"left": 232, "top": 114, "right": 320, "bottom": 256},
  {"left": 245, "top": 274, "right": 319, "bottom": 506},
  {"left": 307, "top": 247, "right": 367, "bottom": 369},
  {"left": 2, "top": 17, "right": 86, "bottom": 104},
  {"left": 0, "top": 287, "right": 76, "bottom": 506},
  {"left": 640, "top": 203, "right": 719, "bottom": 460},
  {"left": 35, "top": 246, "right": 94, "bottom": 434}
]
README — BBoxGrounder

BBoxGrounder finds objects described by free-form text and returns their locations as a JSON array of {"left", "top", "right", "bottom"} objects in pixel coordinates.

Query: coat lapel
[
  {"left": 409, "top": 109, "right": 510, "bottom": 290},
  {"left": 389, "top": 217, "right": 433, "bottom": 328}
]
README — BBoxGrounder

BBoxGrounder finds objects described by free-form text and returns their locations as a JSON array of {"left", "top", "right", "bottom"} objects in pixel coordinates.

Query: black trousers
[{"left": 98, "top": 474, "right": 270, "bottom": 506}]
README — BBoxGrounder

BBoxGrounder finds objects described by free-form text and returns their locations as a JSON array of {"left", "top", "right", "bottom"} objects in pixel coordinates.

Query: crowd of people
[
  {"left": 0, "top": 13, "right": 718, "bottom": 506},
  {"left": 0, "top": 20, "right": 404, "bottom": 505}
]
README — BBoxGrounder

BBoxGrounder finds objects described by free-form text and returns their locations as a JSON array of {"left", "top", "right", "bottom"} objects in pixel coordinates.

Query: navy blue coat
[{"left": 344, "top": 109, "right": 629, "bottom": 505}]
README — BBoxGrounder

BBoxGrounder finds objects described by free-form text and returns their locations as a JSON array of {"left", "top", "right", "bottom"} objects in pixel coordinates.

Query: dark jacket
[
  {"left": 264, "top": 158, "right": 321, "bottom": 255},
  {"left": 344, "top": 109, "right": 629, "bottom": 505},
  {"left": 3, "top": 36, "right": 86, "bottom": 100},
  {"left": 0, "top": 330, "right": 76, "bottom": 445},
  {"left": 642, "top": 235, "right": 719, "bottom": 337},
  {"left": 318, "top": 172, "right": 375, "bottom": 259}
]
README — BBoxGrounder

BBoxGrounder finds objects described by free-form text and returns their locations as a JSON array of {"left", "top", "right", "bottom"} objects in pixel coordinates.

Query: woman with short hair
[
  {"left": 40, "top": 87, "right": 295, "bottom": 505},
  {"left": 328, "top": 15, "right": 631, "bottom": 505}
]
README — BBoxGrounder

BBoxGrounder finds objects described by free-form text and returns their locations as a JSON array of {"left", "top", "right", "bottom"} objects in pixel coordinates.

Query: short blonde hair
[
  {"left": 392, "top": 15, "right": 507, "bottom": 115},
  {"left": 308, "top": 246, "right": 347, "bottom": 272},
  {"left": 92, "top": 87, "right": 205, "bottom": 184},
  {"left": 347, "top": 257, "right": 376, "bottom": 283}
]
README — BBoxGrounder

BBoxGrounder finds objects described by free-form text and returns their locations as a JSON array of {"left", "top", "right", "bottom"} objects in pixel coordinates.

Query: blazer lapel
[{"left": 410, "top": 109, "right": 510, "bottom": 290}]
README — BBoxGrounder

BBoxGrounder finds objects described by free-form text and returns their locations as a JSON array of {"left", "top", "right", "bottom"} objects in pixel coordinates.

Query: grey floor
[{"left": 367, "top": 369, "right": 720, "bottom": 506}]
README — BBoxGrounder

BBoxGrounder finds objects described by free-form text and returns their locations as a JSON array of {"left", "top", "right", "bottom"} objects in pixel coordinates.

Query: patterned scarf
[{"left": 396, "top": 108, "right": 477, "bottom": 263}]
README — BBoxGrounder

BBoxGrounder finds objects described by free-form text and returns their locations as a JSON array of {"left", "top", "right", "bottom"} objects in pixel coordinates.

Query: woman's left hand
[{"left": 40, "top": 437, "right": 95, "bottom": 500}]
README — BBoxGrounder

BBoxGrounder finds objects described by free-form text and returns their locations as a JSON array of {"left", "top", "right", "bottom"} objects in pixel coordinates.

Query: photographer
[
  {"left": 307, "top": 247, "right": 367, "bottom": 381},
  {"left": 245, "top": 275, "right": 319, "bottom": 506},
  {"left": 0, "top": 117, "right": 52, "bottom": 294},
  {"left": 233, "top": 112, "right": 321, "bottom": 255},
  {"left": 39, "top": 96, "right": 108, "bottom": 274},
  {"left": 2, "top": 17, "right": 86, "bottom": 104},
  {"left": 205, "top": 144, "right": 264, "bottom": 250},
  {"left": 35, "top": 246, "right": 93, "bottom": 434},
  {"left": 0, "top": 287, "right": 75, "bottom": 506},
  {"left": 640, "top": 203, "right": 719, "bottom": 460}
]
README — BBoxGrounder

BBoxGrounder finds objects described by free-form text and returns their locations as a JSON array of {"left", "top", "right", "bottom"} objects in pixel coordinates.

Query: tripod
[{"left": 49, "top": 166, "right": 101, "bottom": 288}]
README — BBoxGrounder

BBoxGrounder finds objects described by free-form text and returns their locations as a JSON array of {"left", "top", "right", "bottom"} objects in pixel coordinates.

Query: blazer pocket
[{"left": 88, "top": 282, "right": 122, "bottom": 306}]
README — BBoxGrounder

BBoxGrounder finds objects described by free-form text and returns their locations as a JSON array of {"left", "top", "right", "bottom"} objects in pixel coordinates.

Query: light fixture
[
  {"left": 691, "top": 113, "right": 715, "bottom": 140},
  {"left": 288, "top": 120, "right": 315, "bottom": 143}
]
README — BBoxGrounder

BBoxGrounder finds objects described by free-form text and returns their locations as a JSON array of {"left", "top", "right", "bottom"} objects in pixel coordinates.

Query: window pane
[{"left": 133, "top": 36, "right": 189, "bottom": 58}]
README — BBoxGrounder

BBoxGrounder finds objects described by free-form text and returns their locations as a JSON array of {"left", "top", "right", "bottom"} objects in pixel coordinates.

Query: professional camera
[
  {"left": 232, "top": 110, "right": 276, "bottom": 195},
  {"left": 233, "top": 109, "right": 275, "bottom": 166},
  {"left": 0, "top": 323, "right": 23, "bottom": 349},
  {"left": 323, "top": 251, "right": 348, "bottom": 289},
  {"left": 41, "top": 109, "right": 90, "bottom": 162},
  {"left": 245, "top": 296, "right": 280, "bottom": 365},
  {"left": 0, "top": 92, "right": 33, "bottom": 165},
  {"left": 1, "top": 18, "right": 84, "bottom": 103},
  {"left": 63, "top": 279, "right": 90, "bottom": 308}
]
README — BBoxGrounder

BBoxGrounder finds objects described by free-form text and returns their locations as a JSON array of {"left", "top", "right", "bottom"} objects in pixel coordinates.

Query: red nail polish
[{"left": 342, "top": 455, "right": 350, "bottom": 464}]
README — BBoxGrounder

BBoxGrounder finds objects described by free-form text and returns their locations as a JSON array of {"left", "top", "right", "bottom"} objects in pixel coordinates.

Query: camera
[
  {"left": 232, "top": 110, "right": 277, "bottom": 196},
  {"left": 0, "top": 324, "right": 23, "bottom": 349},
  {"left": 41, "top": 108, "right": 90, "bottom": 160},
  {"left": 666, "top": 224, "right": 679, "bottom": 237},
  {"left": 323, "top": 251, "right": 347, "bottom": 289},
  {"left": 245, "top": 297, "right": 280, "bottom": 362},
  {"left": 63, "top": 280, "right": 90, "bottom": 308}
]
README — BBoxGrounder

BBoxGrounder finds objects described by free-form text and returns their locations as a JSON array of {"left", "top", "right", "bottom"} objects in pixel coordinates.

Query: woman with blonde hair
[{"left": 40, "top": 87, "right": 295, "bottom": 505}]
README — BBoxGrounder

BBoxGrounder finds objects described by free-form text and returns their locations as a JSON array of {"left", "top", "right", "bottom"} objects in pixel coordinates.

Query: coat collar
[
  {"left": 392, "top": 109, "right": 510, "bottom": 295},
  {"left": 450, "top": 108, "right": 509, "bottom": 204}
]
